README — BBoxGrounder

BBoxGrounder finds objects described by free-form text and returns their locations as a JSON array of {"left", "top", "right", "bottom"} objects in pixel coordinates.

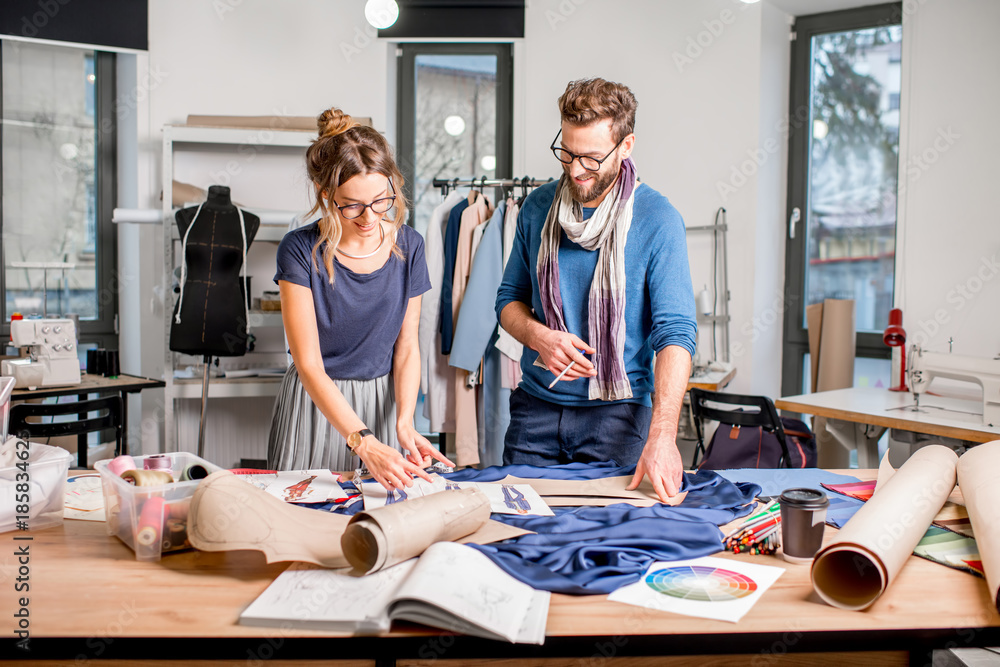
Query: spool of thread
[
  {"left": 121, "top": 469, "right": 173, "bottom": 486},
  {"left": 169, "top": 499, "right": 190, "bottom": 521},
  {"left": 144, "top": 455, "right": 173, "bottom": 475},
  {"left": 87, "top": 348, "right": 104, "bottom": 375},
  {"left": 179, "top": 464, "right": 209, "bottom": 481},
  {"left": 107, "top": 455, "right": 136, "bottom": 477},
  {"left": 697, "top": 286, "right": 713, "bottom": 317},
  {"left": 104, "top": 349, "right": 121, "bottom": 377},
  {"left": 136, "top": 497, "right": 165, "bottom": 547}
]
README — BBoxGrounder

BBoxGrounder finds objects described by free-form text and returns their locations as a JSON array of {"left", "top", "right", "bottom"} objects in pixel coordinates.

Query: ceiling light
[
  {"left": 365, "top": 0, "right": 399, "bottom": 29},
  {"left": 444, "top": 115, "right": 466, "bottom": 137}
]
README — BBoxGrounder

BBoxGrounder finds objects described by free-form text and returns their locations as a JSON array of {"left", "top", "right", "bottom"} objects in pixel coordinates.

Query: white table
[{"left": 775, "top": 387, "right": 1000, "bottom": 467}]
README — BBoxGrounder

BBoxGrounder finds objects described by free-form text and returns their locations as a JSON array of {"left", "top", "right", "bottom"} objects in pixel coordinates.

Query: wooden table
[
  {"left": 11, "top": 373, "right": 165, "bottom": 467},
  {"left": 4, "top": 470, "right": 998, "bottom": 665},
  {"left": 687, "top": 366, "right": 736, "bottom": 392},
  {"left": 776, "top": 387, "right": 1000, "bottom": 468}
]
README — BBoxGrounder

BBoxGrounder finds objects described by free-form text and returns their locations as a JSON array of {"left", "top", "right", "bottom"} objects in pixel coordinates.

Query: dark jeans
[{"left": 502, "top": 388, "right": 653, "bottom": 467}]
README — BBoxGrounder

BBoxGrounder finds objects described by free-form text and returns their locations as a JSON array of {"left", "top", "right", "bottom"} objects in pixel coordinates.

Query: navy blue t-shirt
[{"left": 274, "top": 222, "right": 431, "bottom": 380}]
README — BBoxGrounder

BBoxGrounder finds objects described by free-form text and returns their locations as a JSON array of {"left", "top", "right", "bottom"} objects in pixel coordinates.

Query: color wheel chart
[{"left": 645, "top": 565, "right": 758, "bottom": 602}]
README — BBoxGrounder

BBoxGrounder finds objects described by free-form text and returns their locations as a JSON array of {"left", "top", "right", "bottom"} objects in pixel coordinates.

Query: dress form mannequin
[{"left": 170, "top": 185, "right": 260, "bottom": 356}]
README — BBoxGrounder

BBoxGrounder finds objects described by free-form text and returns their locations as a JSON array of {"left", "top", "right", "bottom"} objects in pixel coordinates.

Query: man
[{"left": 495, "top": 78, "right": 696, "bottom": 502}]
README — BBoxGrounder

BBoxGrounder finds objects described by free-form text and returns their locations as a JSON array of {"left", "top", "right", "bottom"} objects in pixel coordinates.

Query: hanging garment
[
  {"left": 443, "top": 463, "right": 759, "bottom": 595},
  {"left": 438, "top": 198, "right": 470, "bottom": 356},
  {"left": 451, "top": 194, "right": 492, "bottom": 466},
  {"left": 496, "top": 197, "right": 523, "bottom": 366},
  {"left": 451, "top": 203, "right": 509, "bottom": 466},
  {"left": 419, "top": 191, "right": 463, "bottom": 432}
]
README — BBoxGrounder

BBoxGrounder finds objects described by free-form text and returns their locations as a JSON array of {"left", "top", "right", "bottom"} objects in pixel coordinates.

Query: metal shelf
[
  {"left": 162, "top": 124, "right": 307, "bottom": 451},
  {"left": 172, "top": 376, "right": 281, "bottom": 399}
]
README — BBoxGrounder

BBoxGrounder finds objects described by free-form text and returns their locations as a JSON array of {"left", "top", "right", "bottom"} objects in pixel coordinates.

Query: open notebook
[{"left": 240, "top": 541, "right": 549, "bottom": 644}]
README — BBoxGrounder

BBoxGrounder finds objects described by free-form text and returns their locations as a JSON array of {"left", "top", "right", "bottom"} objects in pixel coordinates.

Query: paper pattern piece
[
  {"left": 188, "top": 470, "right": 350, "bottom": 568},
  {"left": 237, "top": 470, "right": 347, "bottom": 504},
  {"left": 811, "top": 445, "right": 958, "bottom": 610},
  {"left": 343, "top": 487, "right": 490, "bottom": 573},
  {"left": 362, "top": 475, "right": 553, "bottom": 516},
  {"left": 64, "top": 474, "right": 106, "bottom": 521},
  {"left": 240, "top": 541, "right": 549, "bottom": 644},
  {"left": 500, "top": 475, "right": 686, "bottom": 506},
  {"left": 608, "top": 556, "right": 784, "bottom": 624},
  {"left": 956, "top": 440, "right": 1000, "bottom": 612}
]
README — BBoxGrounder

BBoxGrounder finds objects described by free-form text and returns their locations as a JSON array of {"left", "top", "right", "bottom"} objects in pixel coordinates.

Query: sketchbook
[
  {"left": 240, "top": 541, "right": 550, "bottom": 644},
  {"left": 361, "top": 474, "right": 554, "bottom": 516}
]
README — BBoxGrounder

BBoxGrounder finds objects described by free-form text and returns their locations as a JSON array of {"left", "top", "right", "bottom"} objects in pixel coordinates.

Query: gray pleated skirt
[{"left": 267, "top": 363, "right": 399, "bottom": 471}]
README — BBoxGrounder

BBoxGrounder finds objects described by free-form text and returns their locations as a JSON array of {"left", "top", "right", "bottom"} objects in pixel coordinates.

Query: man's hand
[
  {"left": 627, "top": 435, "right": 684, "bottom": 502},
  {"left": 534, "top": 329, "right": 597, "bottom": 382}
]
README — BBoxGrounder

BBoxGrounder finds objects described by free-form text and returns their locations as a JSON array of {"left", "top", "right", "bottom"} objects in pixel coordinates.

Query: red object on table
[{"left": 883, "top": 308, "right": 908, "bottom": 392}]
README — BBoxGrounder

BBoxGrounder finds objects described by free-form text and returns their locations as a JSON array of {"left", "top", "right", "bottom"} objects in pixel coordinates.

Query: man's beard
[{"left": 564, "top": 158, "right": 621, "bottom": 204}]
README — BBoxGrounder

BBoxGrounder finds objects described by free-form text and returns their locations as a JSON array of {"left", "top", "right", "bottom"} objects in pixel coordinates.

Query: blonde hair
[
  {"left": 306, "top": 107, "right": 408, "bottom": 284},
  {"left": 557, "top": 78, "right": 637, "bottom": 143}
]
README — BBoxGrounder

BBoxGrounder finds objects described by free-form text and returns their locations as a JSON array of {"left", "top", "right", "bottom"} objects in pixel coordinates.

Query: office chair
[
  {"left": 688, "top": 388, "right": 792, "bottom": 469},
  {"left": 9, "top": 395, "right": 124, "bottom": 468}
]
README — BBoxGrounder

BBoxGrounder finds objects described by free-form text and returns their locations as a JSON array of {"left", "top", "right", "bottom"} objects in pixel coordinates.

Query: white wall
[
  {"left": 516, "top": 0, "right": 792, "bottom": 396},
  {"left": 896, "top": 0, "right": 1000, "bottom": 360},
  {"left": 122, "top": 0, "right": 998, "bottom": 454}
]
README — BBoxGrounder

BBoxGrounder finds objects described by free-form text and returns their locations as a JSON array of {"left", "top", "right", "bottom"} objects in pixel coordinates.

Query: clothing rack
[{"left": 432, "top": 176, "right": 555, "bottom": 197}]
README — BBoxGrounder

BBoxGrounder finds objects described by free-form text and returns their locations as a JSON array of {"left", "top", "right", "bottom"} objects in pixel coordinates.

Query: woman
[{"left": 267, "top": 107, "right": 453, "bottom": 489}]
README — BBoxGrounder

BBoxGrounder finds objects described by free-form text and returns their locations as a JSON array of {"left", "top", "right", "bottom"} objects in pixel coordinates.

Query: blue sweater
[{"left": 495, "top": 181, "right": 696, "bottom": 407}]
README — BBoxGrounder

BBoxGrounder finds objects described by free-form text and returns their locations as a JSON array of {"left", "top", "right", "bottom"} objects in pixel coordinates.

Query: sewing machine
[
  {"left": 907, "top": 344, "right": 1000, "bottom": 428},
  {"left": 2, "top": 318, "right": 81, "bottom": 389}
]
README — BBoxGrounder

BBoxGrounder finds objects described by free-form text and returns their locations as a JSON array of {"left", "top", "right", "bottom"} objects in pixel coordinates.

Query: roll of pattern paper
[
  {"left": 811, "top": 445, "right": 958, "bottom": 610},
  {"left": 342, "top": 487, "right": 490, "bottom": 574},
  {"left": 957, "top": 440, "right": 1000, "bottom": 612}
]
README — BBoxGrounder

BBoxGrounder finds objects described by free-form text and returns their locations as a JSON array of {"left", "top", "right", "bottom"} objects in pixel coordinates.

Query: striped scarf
[{"left": 537, "top": 158, "right": 637, "bottom": 401}]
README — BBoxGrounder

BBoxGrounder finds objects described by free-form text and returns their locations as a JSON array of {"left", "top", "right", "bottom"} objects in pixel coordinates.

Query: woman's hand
[
  {"left": 397, "top": 423, "right": 455, "bottom": 469},
  {"left": 356, "top": 437, "right": 433, "bottom": 489}
]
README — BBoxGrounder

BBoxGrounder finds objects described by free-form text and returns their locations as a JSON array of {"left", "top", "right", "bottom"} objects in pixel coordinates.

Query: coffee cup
[{"left": 779, "top": 488, "right": 829, "bottom": 563}]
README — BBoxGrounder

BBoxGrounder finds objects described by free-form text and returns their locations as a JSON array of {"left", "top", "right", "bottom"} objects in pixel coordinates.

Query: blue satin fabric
[
  {"left": 445, "top": 462, "right": 760, "bottom": 595},
  {"left": 315, "top": 462, "right": 759, "bottom": 595}
]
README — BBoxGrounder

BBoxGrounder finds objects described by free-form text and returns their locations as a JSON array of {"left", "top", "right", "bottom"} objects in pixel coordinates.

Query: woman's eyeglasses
[{"left": 335, "top": 177, "right": 397, "bottom": 219}]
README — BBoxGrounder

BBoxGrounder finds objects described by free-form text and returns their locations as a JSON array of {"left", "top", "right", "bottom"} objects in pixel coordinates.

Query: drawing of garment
[
  {"left": 284, "top": 476, "right": 317, "bottom": 502},
  {"left": 386, "top": 487, "right": 408, "bottom": 505},
  {"left": 502, "top": 485, "right": 530, "bottom": 512},
  {"left": 445, "top": 482, "right": 461, "bottom": 491}
]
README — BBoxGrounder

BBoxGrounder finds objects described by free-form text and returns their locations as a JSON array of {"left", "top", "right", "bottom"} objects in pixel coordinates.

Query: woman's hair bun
[{"left": 317, "top": 107, "right": 357, "bottom": 139}]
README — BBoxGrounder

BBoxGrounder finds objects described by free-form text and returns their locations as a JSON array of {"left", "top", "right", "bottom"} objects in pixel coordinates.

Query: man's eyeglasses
[
  {"left": 335, "top": 177, "right": 397, "bottom": 219},
  {"left": 550, "top": 129, "right": 625, "bottom": 172}
]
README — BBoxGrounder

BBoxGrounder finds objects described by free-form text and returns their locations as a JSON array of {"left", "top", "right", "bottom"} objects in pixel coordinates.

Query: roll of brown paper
[
  {"left": 811, "top": 445, "right": 958, "bottom": 610},
  {"left": 957, "top": 440, "right": 1000, "bottom": 612},
  {"left": 121, "top": 469, "right": 174, "bottom": 486},
  {"left": 342, "top": 487, "right": 490, "bottom": 574}
]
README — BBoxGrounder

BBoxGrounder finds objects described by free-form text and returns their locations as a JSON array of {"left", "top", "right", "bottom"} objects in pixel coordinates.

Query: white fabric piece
[{"left": 418, "top": 192, "right": 462, "bottom": 432}]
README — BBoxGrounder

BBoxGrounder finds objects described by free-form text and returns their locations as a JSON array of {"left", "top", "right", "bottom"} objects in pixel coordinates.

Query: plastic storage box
[
  {"left": 95, "top": 452, "right": 222, "bottom": 561},
  {"left": 2, "top": 376, "right": 74, "bottom": 534},
  {"left": 0, "top": 441, "right": 73, "bottom": 534}
]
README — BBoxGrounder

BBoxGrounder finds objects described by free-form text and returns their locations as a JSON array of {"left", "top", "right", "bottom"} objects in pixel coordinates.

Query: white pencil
[{"left": 548, "top": 360, "right": 577, "bottom": 389}]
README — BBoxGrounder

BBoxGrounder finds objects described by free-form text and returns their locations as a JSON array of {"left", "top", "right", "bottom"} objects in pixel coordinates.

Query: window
[
  {"left": 397, "top": 43, "right": 513, "bottom": 235},
  {"left": 1, "top": 39, "right": 117, "bottom": 347},
  {"left": 782, "top": 4, "right": 902, "bottom": 394}
]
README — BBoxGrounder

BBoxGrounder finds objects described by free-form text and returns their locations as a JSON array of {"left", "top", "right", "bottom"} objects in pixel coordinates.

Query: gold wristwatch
[{"left": 347, "top": 428, "right": 374, "bottom": 453}]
